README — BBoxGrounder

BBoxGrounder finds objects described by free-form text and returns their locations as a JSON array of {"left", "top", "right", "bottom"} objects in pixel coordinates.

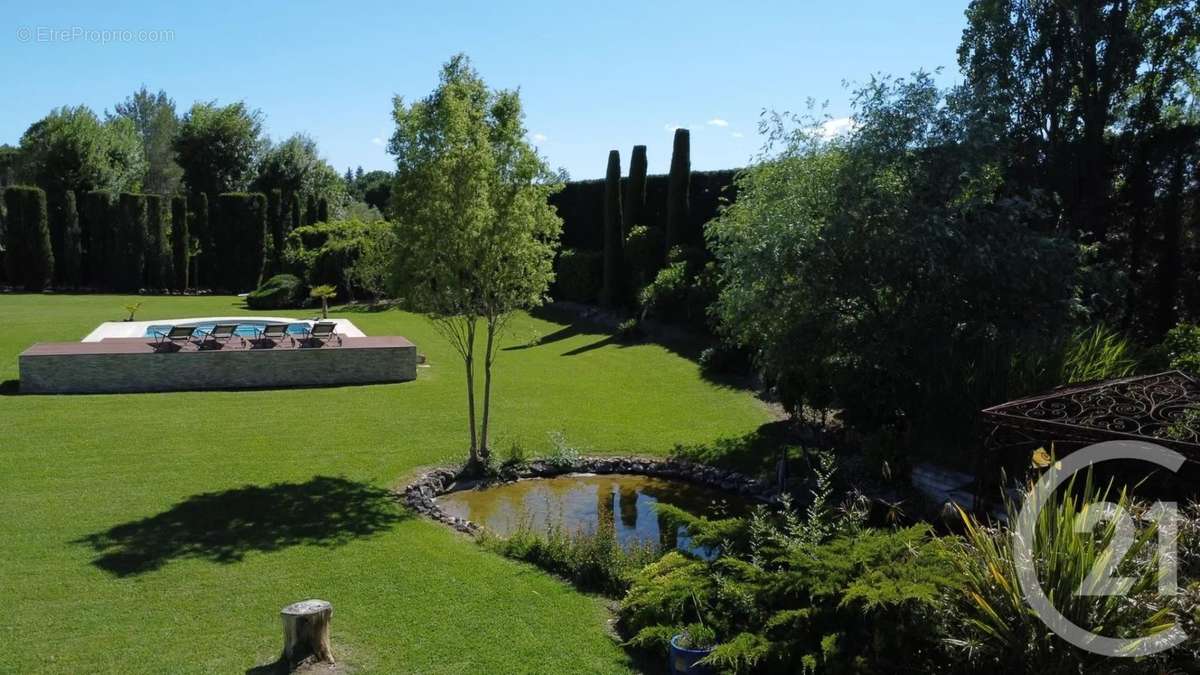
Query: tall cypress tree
[
  {"left": 600, "top": 150, "right": 624, "bottom": 307},
  {"left": 248, "top": 192, "right": 267, "bottom": 288},
  {"left": 48, "top": 190, "right": 81, "bottom": 287},
  {"left": 267, "top": 189, "right": 284, "bottom": 275},
  {"left": 144, "top": 195, "right": 171, "bottom": 289},
  {"left": 81, "top": 191, "right": 115, "bottom": 287},
  {"left": 623, "top": 145, "right": 648, "bottom": 235},
  {"left": 114, "top": 193, "right": 147, "bottom": 292},
  {"left": 171, "top": 195, "right": 189, "bottom": 290},
  {"left": 305, "top": 195, "right": 319, "bottom": 226},
  {"left": 317, "top": 196, "right": 330, "bottom": 223},
  {"left": 193, "top": 192, "right": 210, "bottom": 288},
  {"left": 58, "top": 191, "right": 81, "bottom": 287},
  {"left": 664, "top": 128, "right": 691, "bottom": 255},
  {"left": 3, "top": 186, "right": 54, "bottom": 290},
  {"left": 289, "top": 192, "right": 302, "bottom": 232}
]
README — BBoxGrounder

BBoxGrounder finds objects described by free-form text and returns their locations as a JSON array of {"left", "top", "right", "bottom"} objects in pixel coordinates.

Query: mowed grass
[{"left": 0, "top": 293, "right": 771, "bottom": 674}]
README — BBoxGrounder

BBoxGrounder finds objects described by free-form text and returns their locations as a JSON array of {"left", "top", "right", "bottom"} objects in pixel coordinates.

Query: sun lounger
[
  {"left": 151, "top": 325, "right": 196, "bottom": 351},
  {"left": 250, "top": 323, "right": 292, "bottom": 347},
  {"left": 297, "top": 321, "right": 341, "bottom": 347},
  {"left": 195, "top": 323, "right": 243, "bottom": 349}
]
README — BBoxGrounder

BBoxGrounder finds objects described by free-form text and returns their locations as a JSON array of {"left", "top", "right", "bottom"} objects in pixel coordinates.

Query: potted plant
[{"left": 669, "top": 623, "right": 716, "bottom": 674}]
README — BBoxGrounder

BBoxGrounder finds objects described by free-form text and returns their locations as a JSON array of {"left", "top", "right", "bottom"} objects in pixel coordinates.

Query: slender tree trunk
[
  {"left": 479, "top": 317, "right": 497, "bottom": 458},
  {"left": 1156, "top": 151, "right": 1186, "bottom": 338},
  {"left": 464, "top": 319, "right": 479, "bottom": 466}
]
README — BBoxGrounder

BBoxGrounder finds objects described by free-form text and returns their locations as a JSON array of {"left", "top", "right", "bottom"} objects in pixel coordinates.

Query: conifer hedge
[
  {"left": 48, "top": 190, "right": 81, "bottom": 287},
  {"left": 171, "top": 195, "right": 189, "bottom": 290},
  {"left": 3, "top": 186, "right": 54, "bottom": 290},
  {"left": 215, "top": 192, "right": 267, "bottom": 291},
  {"left": 144, "top": 195, "right": 172, "bottom": 289},
  {"left": 267, "top": 189, "right": 284, "bottom": 276},
  {"left": 81, "top": 191, "right": 115, "bottom": 287},
  {"left": 601, "top": 150, "right": 624, "bottom": 307},
  {"left": 113, "top": 193, "right": 147, "bottom": 292},
  {"left": 665, "top": 128, "right": 691, "bottom": 254}
]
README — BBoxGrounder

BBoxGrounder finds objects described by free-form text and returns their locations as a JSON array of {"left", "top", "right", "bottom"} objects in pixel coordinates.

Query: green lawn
[{"left": 0, "top": 293, "right": 772, "bottom": 674}]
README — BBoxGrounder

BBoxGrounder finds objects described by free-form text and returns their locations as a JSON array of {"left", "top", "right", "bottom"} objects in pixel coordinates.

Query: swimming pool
[{"left": 144, "top": 321, "right": 310, "bottom": 338}]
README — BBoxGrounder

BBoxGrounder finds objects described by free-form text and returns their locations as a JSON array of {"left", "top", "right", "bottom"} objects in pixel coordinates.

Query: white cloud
[
  {"left": 532, "top": 132, "right": 547, "bottom": 142},
  {"left": 370, "top": 136, "right": 385, "bottom": 146},
  {"left": 707, "top": 118, "right": 729, "bottom": 128},
  {"left": 818, "top": 117, "right": 855, "bottom": 139},
  {"left": 731, "top": 131, "right": 744, "bottom": 139}
]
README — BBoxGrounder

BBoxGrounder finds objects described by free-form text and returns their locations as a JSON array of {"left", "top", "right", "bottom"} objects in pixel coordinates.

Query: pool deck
[
  {"left": 19, "top": 334, "right": 417, "bottom": 394},
  {"left": 81, "top": 317, "right": 366, "bottom": 342}
]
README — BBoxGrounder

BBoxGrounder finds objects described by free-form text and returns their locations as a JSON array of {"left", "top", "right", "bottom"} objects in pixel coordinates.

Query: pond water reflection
[{"left": 436, "top": 473, "right": 749, "bottom": 552}]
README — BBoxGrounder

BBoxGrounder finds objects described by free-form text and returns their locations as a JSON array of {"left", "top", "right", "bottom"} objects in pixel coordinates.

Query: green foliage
[
  {"left": 601, "top": 150, "right": 624, "bottom": 307},
  {"left": 387, "top": 53, "right": 563, "bottom": 463},
  {"left": 620, "top": 490, "right": 954, "bottom": 674},
  {"left": 943, "top": 472, "right": 1177, "bottom": 672},
  {"left": 174, "top": 101, "right": 264, "bottom": 197},
  {"left": 80, "top": 190, "right": 115, "bottom": 287},
  {"left": 553, "top": 248, "right": 602, "bottom": 303},
  {"left": 1157, "top": 323, "right": 1200, "bottom": 374},
  {"left": 284, "top": 219, "right": 391, "bottom": 298},
  {"left": 1058, "top": 324, "right": 1138, "bottom": 384},
  {"left": 170, "top": 195, "right": 188, "bottom": 290},
  {"left": 317, "top": 197, "right": 330, "bottom": 224},
  {"left": 123, "top": 301, "right": 142, "bottom": 321},
  {"left": 252, "top": 133, "right": 340, "bottom": 207},
  {"left": 15, "top": 105, "right": 145, "bottom": 195},
  {"left": 191, "top": 192, "right": 209, "bottom": 288},
  {"left": 2, "top": 186, "right": 54, "bottom": 290},
  {"left": 48, "top": 190, "right": 81, "bottom": 287},
  {"left": 638, "top": 247, "right": 716, "bottom": 330},
  {"left": 622, "top": 145, "right": 648, "bottom": 236},
  {"left": 708, "top": 75, "right": 1081, "bottom": 446},
  {"left": 143, "top": 195, "right": 171, "bottom": 289},
  {"left": 664, "top": 128, "right": 691, "bottom": 254},
  {"left": 214, "top": 192, "right": 267, "bottom": 291},
  {"left": 245, "top": 273, "right": 305, "bottom": 310},
  {"left": 288, "top": 192, "right": 302, "bottom": 232},
  {"left": 266, "top": 189, "right": 284, "bottom": 276},
  {"left": 544, "top": 430, "right": 582, "bottom": 469},
  {"left": 482, "top": 523, "right": 660, "bottom": 598},
  {"left": 622, "top": 224, "right": 662, "bottom": 294},
  {"left": 111, "top": 87, "right": 183, "bottom": 195},
  {"left": 113, "top": 193, "right": 147, "bottom": 291}
]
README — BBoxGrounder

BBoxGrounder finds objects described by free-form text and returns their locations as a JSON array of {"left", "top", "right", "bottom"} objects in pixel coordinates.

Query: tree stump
[{"left": 281, "top": 599, "right": 334, "bottom": 667}]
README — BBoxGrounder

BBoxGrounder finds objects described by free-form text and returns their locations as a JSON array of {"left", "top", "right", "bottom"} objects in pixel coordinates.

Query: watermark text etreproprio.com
[{"left": 15, "top": 26, "right": 175, "bottom": 44}]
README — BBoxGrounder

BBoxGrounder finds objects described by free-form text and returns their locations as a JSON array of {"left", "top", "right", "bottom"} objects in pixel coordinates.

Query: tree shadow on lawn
[{"left": 75, "top": 476, "right": 407, "bottom": 577}]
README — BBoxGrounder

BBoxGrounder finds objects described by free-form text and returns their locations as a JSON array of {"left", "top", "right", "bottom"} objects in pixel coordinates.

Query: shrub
[
  {"left": 545, "top": 430, "right": 581, "bottom": 469},
  {"left": 170, "top": 195, "right": 188, "bottom": 290},
  {"left": 943, "top": 471, "right": 1177, "bottom": 672},
  {"left": 553, "top": 248, "right": 602, "bottom": 303},
  {"left": 619, "top": 477, "right": 954, "bottom": 673},
  {"left": 1059, "top": 324, "right": 1138, "bottom": 384},
  {"left": 623, "top": 224, "right": 663, "bottom": 294},
  {"left": 284, "top": 219, "right": 389, "bottom": 298},
  {"left": 2, "top": 186, "right": 54, "bottom": 290},
  {"left": 245, "top": 273, "right": 305, "bottom": 310},
  {"left": 1157, "top": 323, "right": 1200, "bottom": 374},
  {"left": 698, "top": 343, "right": 751, "bottom": 378},
  {"left": 113, "top": 193, "right": 147, "bottom": 292}
]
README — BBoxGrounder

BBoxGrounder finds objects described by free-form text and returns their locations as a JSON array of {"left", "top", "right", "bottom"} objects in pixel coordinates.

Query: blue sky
[{"left": 0, "top": 0, "right": 969, "bottom": 180}]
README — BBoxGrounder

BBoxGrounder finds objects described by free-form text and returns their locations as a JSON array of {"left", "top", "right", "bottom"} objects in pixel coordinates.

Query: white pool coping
[{"left": 81, "top": 316, "right": 367, "bottom": 342}]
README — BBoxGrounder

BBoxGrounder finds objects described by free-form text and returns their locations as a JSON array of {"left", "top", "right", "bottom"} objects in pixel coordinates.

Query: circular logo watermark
[{"left": 1013, "top": 440, "right": 1188, "bottom": 657}]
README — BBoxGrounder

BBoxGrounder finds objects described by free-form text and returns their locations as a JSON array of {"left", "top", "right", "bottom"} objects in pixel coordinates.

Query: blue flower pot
[{"left": 668, "top": 633, "right": 713, "bottom": 674}]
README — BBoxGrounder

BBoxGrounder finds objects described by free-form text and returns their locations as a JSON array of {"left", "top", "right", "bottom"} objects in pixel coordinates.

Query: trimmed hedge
[
  {"left": 246, "top": 273, "right": 305, "bottom": 309},
  {"left": 665, "top": 128, "right": 691, "bottom": 254},
  {"left": 549, "top": 168, "right": 736, "bottom": 256},
  {"left": 80, "top": 191, "right": 115, "bottom": 287},
  {"left": 49, "top": 190, "right": 81, "bottom": 287},
  {"left": 3, "top": 186, "right": 54, "bottom": 290},
  {"left": 553, "top": 248, "right": 603, "bottom": 303},
  {"left": 215, "top": 192, "right": 267, "bottom": 291},
  {"left": 601, "top": 150, "right": 624, "bottom": 307},
  {"left": 144, "top": 195, "right": 172, "bottom": 289},
  {"left": 623, "top": 145, "right": 648, "bottom": 234},
  {"left": 171, "top": 195, "right": 189, "bottom": 290},
  {"left": 192, "top": 192, "right": 209, "bottom": 288},
  {"left": 267, "top": 189, "right": 284, "bottom": 276},
  {"left": 113, "top": 193, "right": 147, "bottom": 292}
]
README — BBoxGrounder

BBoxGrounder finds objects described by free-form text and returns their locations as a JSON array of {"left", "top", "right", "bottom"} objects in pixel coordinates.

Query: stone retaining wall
[{"left": 399, "top": 456, "right": 778, "bottom": 535}]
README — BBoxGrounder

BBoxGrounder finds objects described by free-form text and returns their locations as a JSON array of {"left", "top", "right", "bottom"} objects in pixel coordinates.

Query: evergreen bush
[
  {"left": 49, "top": 190, "right": 81, "bottom": 287},
  {"left": 245, "top": 273, "right": 305, "bottom": 310},
  {"left": 553, "top": 248, "right": 603, "bottom": 303},
  {"left": 3, "top": 186, "right": 54, "bottom": 290},
  {"left": 601, "top": 150, "right": 624, "bottom": 307},
  {"left": 664, "top": 128, "right": 691, "bottom": 254},
  {"left": 170, "top": 195, "right": 189, "bottom": 290},
  {"left": 113, "top": 193, "right": 147, "bottom": 292}
]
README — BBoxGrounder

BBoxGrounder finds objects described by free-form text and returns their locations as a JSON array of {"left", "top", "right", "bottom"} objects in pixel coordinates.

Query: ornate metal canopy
[{"left": 981, "top": 370, "right": 1200, "bottom": 459}]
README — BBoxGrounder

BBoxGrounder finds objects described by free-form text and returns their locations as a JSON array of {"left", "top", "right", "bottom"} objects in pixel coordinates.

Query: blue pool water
[{"left": 144, "top": 321, "right": 309, "bottom": 338}]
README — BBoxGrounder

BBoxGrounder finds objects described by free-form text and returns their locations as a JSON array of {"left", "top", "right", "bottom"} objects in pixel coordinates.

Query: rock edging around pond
[{"left": 398, "top": 456, "right": 778, "bottom": 535}]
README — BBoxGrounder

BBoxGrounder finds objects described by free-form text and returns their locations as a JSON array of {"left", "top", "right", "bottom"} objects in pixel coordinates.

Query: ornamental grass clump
[{"left": 943, "top": 469, "right": 1181, "bottom": 673}]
